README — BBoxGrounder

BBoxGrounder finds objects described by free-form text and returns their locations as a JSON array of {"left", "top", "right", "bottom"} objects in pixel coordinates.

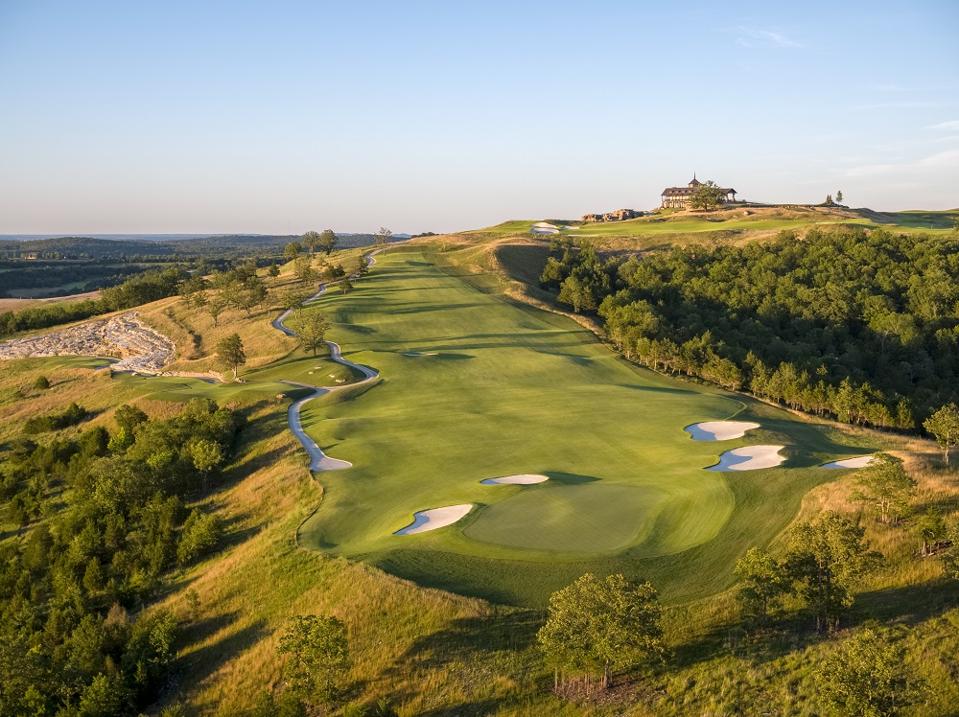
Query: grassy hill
[
  {"left": 1, "top": 237, "right": 958, "bottom": 715},
  {"left": 465, "top": 205, "right": 959, "bottom": 251}
]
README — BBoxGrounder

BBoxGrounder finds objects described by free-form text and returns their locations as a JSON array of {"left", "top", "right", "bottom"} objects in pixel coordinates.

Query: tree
[
  {"left": 785, "top": 512, "right": 880, "bottom": 633},
  {"left": 268, "top": 262, "right": 280, "bottom": 278},
  {"left": 688, "top": 180, "right": 725, "bottom": 210},
  {"left": 913, "top": 510, "right": 947, "bottom": 557},
  {"left": 206, "top": 294, "right": 228, "bottom": 327},
  {"left": 836, "top": 189, "right": 844, "bottom": 203},
  {"left": 33, "top": 375, "right": 50, "bottom": 390},
  {"left": 851, "top": 453, "right": 916, "bottom": 525},
  {"left": 943, "top": 519, "right": 959, "bottom": 579},
  {"left": 537, "top": 573, "right": 665, "bottom": 695},
  {"left": 318, "top": 229, "right": 337, "bottom": 255},
  {"left": 216, "top": 334, "right": 246, "bottom": 380},
  {"left": 816, "top": 625, "right": 922, "bottom": 716},
  {"left": 293, "top": 257, "right": 316, "bottom": 285},
  {"left": 557, "top": 275, "right": 597, "bottom": 313},
  {"left": 289, "top": 309, "right": 331, "bottom": 356},
  {"left": 826, "top": 194, "right": 834, "bottom": 205},
  {"left": 301, "top": 230, "right": 321, "bottom": 255},
  {"left": 340, "top": 276, "right": 354, "bottom": 294},
  {"left": 278, "top": 615, "right": 350, "bottom": 708},
  {"left": 188, "top": 438, "right": 224, "bottom": 474},
  {"left": 284, "top": 241, "right": 303, "bottom": 261},
  {"left": 374, "top": 227, "right": 392, "bottom": 246},
  {"left": 734, "top": 547, "right": 789, "bottom": 624},
  {"left": 176, "top": 509, "right": 222, "bottom": 565},
  {"left": 924, "top": 403, "right": 959, "bottom": 465}
]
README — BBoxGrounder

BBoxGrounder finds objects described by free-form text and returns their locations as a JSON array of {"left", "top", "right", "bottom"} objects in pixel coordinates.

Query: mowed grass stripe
[{"left": 293, "top": 248, "right": 874, "bottom": 605}]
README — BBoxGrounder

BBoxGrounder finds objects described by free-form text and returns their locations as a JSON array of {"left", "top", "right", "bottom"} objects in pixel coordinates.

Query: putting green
[{"left": 293, "top": 248, "right": 875, "bottom": 605}]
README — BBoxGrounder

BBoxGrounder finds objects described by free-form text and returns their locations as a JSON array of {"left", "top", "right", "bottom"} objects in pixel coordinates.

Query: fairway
[{"left": 295, "top": 248, "right": 875, "bottom": 605}]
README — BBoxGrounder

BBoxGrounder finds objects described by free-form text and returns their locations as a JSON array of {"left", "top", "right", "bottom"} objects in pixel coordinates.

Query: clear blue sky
[{"left": 1, "top": 0, "right": 957, "bottom": 234}]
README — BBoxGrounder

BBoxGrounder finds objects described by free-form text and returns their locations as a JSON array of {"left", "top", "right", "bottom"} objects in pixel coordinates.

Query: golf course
[{"left": 287, "top": 246, "right": 876, "bottom": 605}]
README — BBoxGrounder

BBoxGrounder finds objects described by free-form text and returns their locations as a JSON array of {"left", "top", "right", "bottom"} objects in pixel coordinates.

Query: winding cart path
[{"left": 273, "top": 252, "right": 381, "bottom": 471}]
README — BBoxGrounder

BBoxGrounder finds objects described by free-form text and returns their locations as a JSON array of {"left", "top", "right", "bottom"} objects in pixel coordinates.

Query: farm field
[{"left": 294, "top": 247, "right": 876, "bottom": 605}]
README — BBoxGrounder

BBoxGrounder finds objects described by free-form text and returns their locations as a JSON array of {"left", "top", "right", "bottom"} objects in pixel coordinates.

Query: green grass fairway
[{"left": 295, "top": 248, "right": 876, "bottom": 605}]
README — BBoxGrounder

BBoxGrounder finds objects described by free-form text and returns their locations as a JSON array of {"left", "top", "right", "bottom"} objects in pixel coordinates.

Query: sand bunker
[
  {"left": 403, "top": 350, "right": 439, "bottom": 357},
  {"left": 686, "top": 421, "right": 760, "bottom": 441},
  {"left": 822, "top": 455, "right": 875, "bottom": 470},
  {"left": 394, "top": 504, "right": 473, "bottom": 535},
  {"left": 0, "top": 312, "right": 174, "bottom": 374},
  {"left": 531, "top": 222, "right": 560, "bottom": 235},
  {"left": 708, "top": 445, "right": 785, "bottom": 471},
  {"left": 480, "top": 473, "right": 549, "bottom": 485}
]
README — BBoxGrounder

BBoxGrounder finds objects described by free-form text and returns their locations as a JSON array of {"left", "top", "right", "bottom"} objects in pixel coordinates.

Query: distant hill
[{"left": 0, "top": 233, "right": 409, "bottom": 260}]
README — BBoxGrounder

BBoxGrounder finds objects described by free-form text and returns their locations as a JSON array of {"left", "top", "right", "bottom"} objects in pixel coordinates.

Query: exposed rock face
[
  {"left": 581, "top": 208, "right": 644, "bottom": 223},
  {"left": 0, "top": 312, "right": 175, "bottom": 373}
]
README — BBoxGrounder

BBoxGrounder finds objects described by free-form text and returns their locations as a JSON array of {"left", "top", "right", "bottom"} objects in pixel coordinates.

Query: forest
[
  {"left": 0, "top": 398, "right": 242, "bottom": 714},
  {"left": 0, "top": 268, "right": 188, "bottom": 338},
  {"left": 540, "top": 227, "right": 959, "bottom": 429}
]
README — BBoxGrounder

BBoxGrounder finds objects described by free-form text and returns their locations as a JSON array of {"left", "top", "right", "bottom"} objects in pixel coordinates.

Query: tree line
[
  {"left": 0, "top": 267, "right": 188, "bottom": 338},
  {"left": 0, "top": 397, "right": 242, "bottom": 714},
  {"left": 540, "top": 228, "right": 959, "bottom": 431}
]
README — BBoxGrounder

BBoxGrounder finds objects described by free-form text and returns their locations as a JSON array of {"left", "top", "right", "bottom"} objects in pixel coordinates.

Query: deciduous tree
[
  {"left": 301, "top": 230, "right": 321, "bottom": 255},
  {"left": 785, "top": 512, "right": 880, "bottom": 633},
  {"left": 318, "top": 228, "right": 337, "bottom": 254},
  {"left": 689, "top": 180, "right": 725, "bottom": 210},
  {"left": 537, "top": 573, "right": 665, "bottom": 695},
  {"left": 924, "top": 403, "right": 959, "bottom": 465},
  {"left": 278, "top": 615, "right": 350, "bottom": 708},
  {"left": 734, "top": 547, "right": 788, "bottom": 624},
  {"left": 851, "top": 453, "right": 916, "bottom": 525},
  {"left": 816, "top": 625, "right": 922, "bottom": 716},
  {"left": 289, "top": 309, "right": 331, "bottom": 356},
  {"left": 216, "top": 334, "right": 246, "bottom": 380}
]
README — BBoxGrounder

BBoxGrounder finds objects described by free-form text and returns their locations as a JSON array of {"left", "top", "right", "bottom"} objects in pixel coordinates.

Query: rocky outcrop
[
  {"left": 581, "top": 208, "right": 645, "bottom": 223},
  {"left": 0, "top": 312, "right": 175, "bottom": 373}
]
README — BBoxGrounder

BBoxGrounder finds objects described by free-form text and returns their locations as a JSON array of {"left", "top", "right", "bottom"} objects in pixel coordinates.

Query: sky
[{"left": 0, "top": 0, "right": 957, "bottom": 235}]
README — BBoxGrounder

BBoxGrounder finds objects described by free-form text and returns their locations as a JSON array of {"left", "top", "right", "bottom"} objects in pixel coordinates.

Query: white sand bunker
[
  {"left": 708, "top": 445, "right": 786, "bottom": 472},
  {"left": 480, "top": 473, "right": 549, "bottom": 485},
  {"left": 394, "top": 504, "right": 473, "bottom": 535},
  {"left": 531, "top": 222, "right": 560, "bottom": 235},
  {"left": 822, "top": 455, "right": 875, "bottom": 470},
  {"left": 686, "top": 421, "right": 760, "bottom": 441}
]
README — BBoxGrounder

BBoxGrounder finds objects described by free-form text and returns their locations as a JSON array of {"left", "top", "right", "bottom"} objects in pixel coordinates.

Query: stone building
[{"left": 661, "top": 175, "right": 737, "bottom": 209}]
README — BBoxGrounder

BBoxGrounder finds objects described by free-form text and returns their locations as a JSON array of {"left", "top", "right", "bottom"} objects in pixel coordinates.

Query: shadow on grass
[
  {"left": 671, "top": 577, "right": 959, "bottom": 671},
  {"left": 375, "top": 611, "right": 541, "bottom": 711},
  {"left": 176, "top": 617, "right": 269, "bottom": 686},
  {"left": 544, "top": 471, "right": 601, "bottom": 485}
]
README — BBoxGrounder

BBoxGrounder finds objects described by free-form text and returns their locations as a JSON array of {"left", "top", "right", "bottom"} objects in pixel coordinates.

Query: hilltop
[{"left": 465, "top": 204, "right": 959, "bottom": 251}]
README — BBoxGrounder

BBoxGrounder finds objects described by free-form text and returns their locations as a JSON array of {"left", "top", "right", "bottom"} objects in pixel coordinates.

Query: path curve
[{"left": 275, "top": 251, "right": 382, "bottom": 471}]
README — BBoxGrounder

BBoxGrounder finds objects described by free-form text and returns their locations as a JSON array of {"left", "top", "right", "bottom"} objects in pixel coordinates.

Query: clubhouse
[{"left": 661, "top": 175, "right": 737, "bottom": 209}]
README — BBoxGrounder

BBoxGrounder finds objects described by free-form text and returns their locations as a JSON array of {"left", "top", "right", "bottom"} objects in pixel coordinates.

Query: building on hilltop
[{"left": 661, "top": 175, "right": 737, "bottom": 209}]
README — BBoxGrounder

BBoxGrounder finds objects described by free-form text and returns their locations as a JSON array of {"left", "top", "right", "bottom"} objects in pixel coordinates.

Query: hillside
[
  {"left": 0, "top": 237, "right": 957, "bottom": 715},
  {"left": 464, "top": 205, "right": 959, "bottom": 251}
]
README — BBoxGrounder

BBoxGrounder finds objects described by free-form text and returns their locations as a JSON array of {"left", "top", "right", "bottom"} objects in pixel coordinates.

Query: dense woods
[
  {"left": 540, "top": 228, "right": 959, "bottom": 430},
  {"left": 0, "top": 267, "right": 187, "bottom": 338},
  {"left": 0, "top": 398, "right": 242, "bottom": 714}
]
